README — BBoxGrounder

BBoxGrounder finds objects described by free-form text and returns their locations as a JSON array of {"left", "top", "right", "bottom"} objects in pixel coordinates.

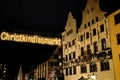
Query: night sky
[{"left": 0, "top": 0, "right": 119, "bottom": 79}]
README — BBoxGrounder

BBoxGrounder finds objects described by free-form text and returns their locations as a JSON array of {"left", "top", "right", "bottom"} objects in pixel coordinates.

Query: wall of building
[
  {"left": 64, "top": 59, "right": 114, "bottom": 80},
  {"left": 62, "top": 0, "right": 115, "bottom": 80},
  {"left": 108, "top": 9, "right": 120, "bottom": 80}
]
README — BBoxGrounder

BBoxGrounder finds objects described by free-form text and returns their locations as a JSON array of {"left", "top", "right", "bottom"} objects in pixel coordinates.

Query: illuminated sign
[{"left": 0, "top": 31, "right": 61, "bottom": 46}]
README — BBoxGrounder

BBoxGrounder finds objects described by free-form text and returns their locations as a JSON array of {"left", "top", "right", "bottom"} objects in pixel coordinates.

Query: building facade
[
  {"left": 61, "top": 12, "right": 77, "bottom": 80},
  {"left": 107, "top": 9, "right": 120, "bottom": 80},
  {"left": 61, "top": 0, "right": 116, "bottom": 80}
]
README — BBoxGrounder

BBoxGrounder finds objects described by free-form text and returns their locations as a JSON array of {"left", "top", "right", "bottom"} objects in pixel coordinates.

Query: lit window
[{"left": 114, "top": 13, "right": 120, "bottom": 25}]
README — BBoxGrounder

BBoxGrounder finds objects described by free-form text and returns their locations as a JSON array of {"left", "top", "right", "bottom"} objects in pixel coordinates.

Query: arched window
[
  {"left": 90, "top": 62, "right": 97, "bottom": 72},
  {"left": 81, "top": 64, "right": 87, "bottom": 73},
  {"left": 101, "top": 60, "right": 110, "bottom": 71}
]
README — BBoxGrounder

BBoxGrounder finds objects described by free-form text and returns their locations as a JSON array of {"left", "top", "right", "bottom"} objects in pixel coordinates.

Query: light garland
[{"left": 0, "top": 31, "right": 61, "bottom": 46}]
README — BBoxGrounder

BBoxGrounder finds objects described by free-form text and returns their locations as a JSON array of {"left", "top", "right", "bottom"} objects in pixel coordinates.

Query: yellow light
[
  {"left": 91, "top": 75, "right": 96, "bottom": 79},
  {"left": 3, "top": 70, "right": 6, "bottom": 73},
  {"left": 0, "top": 31, "right": 61, "bottom": 46}
]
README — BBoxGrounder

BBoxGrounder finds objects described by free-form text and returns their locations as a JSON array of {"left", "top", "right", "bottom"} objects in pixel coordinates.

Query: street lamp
[
  {"left": 91, "top": 73, "right": 96, "bottom": 80},
  {"left": 88, "top": 73, "right": 97, "bottom": 80}
]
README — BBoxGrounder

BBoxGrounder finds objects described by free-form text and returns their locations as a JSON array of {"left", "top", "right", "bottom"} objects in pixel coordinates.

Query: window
[
  {"left": 80, "top": 35, "right": 83, "bottom": 42},
  {"left": 81, "top": 47, "right": 84, "bottom": 56},
  {"left": 66, "top": 68, "right": 68, "bottom": 75},
  {"left": 101, "top": 60, "right": 110, "bottom": 71},
  {"left": 66, "top": 55, "right": 68, "bottom": 61},
  {"left": 86, "top": 32, "right": 89, "bottom": 39},
  {"left": 73, "top": 52, "right": 76, "bottom": 59},
  {"left": 87, "top": 44, "right": 91, "bottom": 55},
  {"left": 96, "top": 17, "right": 98, "bottom": 22},
  {"left": 114, "top": 13, "right": 120, "bottom": 25},
  {"left": 100, "top": 24, "right": 104, "bottom": 32},
  {"left": 90, "top": 62, "right": 97, "bottom": 72},
  {"left": 68, "top": 42, "right": 71, "bottom": 47},
  {"left": 72, "top": 39, "right": 75, "bottom": 45},
  {"left": 66, "top": 29, "right": 73, "bottom": 36},
  {"left": 101, "top": 39, "right": 106, "bottom": 50},
  {"left": 69, "top": 54, "right": 71, "bottom": 60},
  {"left": 84, "top": 24, "right": 87, "bottom": 29},
  {"left": 93, "top": 29, "right": 96, "bottom": 36},
  {"left": 94, "top": 42, "right": 98, "bottom": 53},
  {"left": 73, "top": 66, "right": 76, "bottom": 74},
  {"left": 81, "top": 64, "right": 87, "bottom": 73},
  {"left": 92, "top": 19, "right": 94, "bottom": 24},
  {"left": 69, "top": 67, "right": 72, "bottom": 75},
  {"left": 88, "top": 22, "right": 90, "bottom": 26},
  {"left": 116, "top": 34, "right": 120, "bottom": 44}
]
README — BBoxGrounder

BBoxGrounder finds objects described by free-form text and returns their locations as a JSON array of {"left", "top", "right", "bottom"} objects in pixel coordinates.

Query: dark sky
[
  {"left": 0, "top": 0, "right": 119, "bottom": 79},
  {"left": 0, "top": 0, "right": 85, "bottom": 35}
]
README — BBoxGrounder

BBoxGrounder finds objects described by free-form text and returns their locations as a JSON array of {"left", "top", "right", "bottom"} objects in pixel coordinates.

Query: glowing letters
[{"left": 0, "top": 31, "right": 61, "bottom": 46}]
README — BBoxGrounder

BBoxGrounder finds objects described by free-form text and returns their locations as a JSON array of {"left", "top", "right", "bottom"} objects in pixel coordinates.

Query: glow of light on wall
[{"left": 0, "top": 31, "right": 61, "bottom": 46}]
